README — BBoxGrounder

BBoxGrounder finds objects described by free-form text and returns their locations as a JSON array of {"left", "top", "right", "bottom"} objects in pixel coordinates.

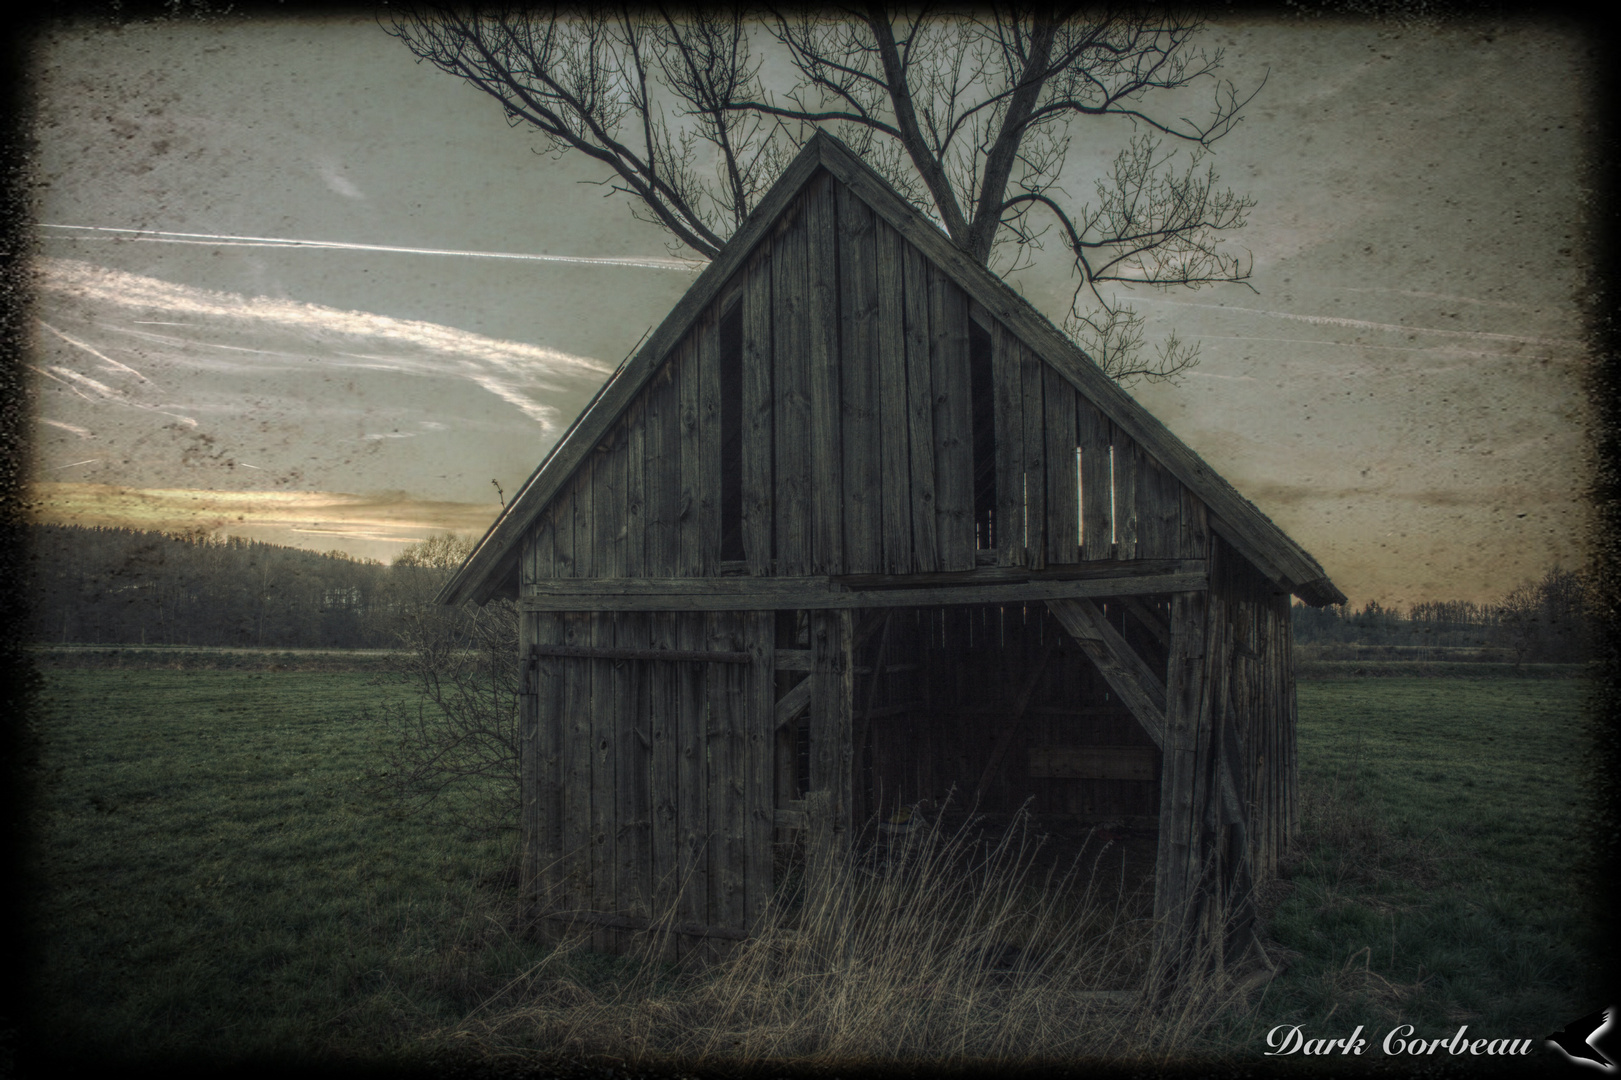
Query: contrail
[
  {"left": 1130, "top": 296, "right": 1581, "bottom": 348},
  {"left": 38, "top": 223, "right": 707, "bottom": 273},
  {"left": 38, "top": 320, "right": 150, "bottom": 381}
]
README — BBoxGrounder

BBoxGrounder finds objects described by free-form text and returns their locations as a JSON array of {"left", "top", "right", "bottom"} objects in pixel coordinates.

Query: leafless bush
[{"left": 367, "top": 534, "right": 522, "bottom": 840}]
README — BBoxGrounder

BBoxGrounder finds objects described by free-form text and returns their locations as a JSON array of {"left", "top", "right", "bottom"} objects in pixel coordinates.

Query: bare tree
[
  {"left": 386, "top": 5, "right": 1261, "bottom": 383},
  {"left": 371, "top": 533, "right": 523, "bottom": 836}
]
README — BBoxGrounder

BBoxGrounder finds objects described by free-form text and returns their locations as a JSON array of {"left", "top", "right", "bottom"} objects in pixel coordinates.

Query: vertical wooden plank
[
  {"left": 648, "top": 610, "right": 680, "bottom": 963},
  {"left": 523, "top": 509, "right": 555, "bottom": 588},
  {"left": 806, "top": 172, "right": 844, "bottom": 575},
  {"left": 530, "top": 612, "right": 565, "bottom": 937},
  {"left": 875, "top": 220, "right": 913, "bottom": 575},
  {"left": 552, "top": 489, "right": 576, "bottom": 580},
  {"left": 1141, "top": 453, "right": 1182, "bottom": 560},
  {"left": 644, "top": 359, "right": 681, "bottom": 577},
  {"left": 519, "top": 611, "right": 540, "bottom": 913},
  {"left": 773, "top": 200, "right": 812, "bottom": 576},
  {"left": 1180, "top": 487, "right": 1211, "bottom": 560},
  {"left": 597, "top": 424, "right": 628, "bottom": 583},
  {"left": 676, "top": 612, "right": 709, "bottom": 960},
  {"left": 1112, "top": 428, "right": 1140, "bottom": 562},
  {"left": 741, "top": 243, "right": 775, "bottom": 575},
  {"left": 837, "top": 182, "right": 881, "bottom": 575},
  {"left": 616, "top": 610, "right": 651, "bottom": 945},
  {"left": 992, "top": 321, "right": 1024, "bottom": 567},
  {"left": 709, "top": 612, "right": 745, "bottom": 940},
  {"left": 1043, "top": 368, "right": 1078, "bottom": 566},
  {"left": 930, "top": 266, "right": 974, "bottom": 570},
  {"left": 901, "top": 241, "right": 937, "bottom": 572},
  {"left": 1077, "top": 396, "right": 1112, "bottom": 561},
  {"left": 1019, "top": 335, "right": 1047, "bottom": 569},
  {"left": 589, "top": 610, "right": 617, "bottom": 952},
  {"left": 572, "top": 453, "right": 596, "bottom": 580},
  {"left": 1280, "top": 591, "right": 1300, "bottom": 850},
  {"left": 808, "top": 607, "right": 854, "bottom": 866},
  {"left": 625, "top": 400, "right": 647, "bottom": 578},
  {"left": 745, "top": 611, "right": 774, "bottom": 931},
  {"left": 678, "top": 324, "right": 706, "bottom": 576},
  {"left": 560, "top": 612, "right": 592, "bottom": 935},
  {"left": 696, "top": 311, "right": 723, "bottom": 574}
]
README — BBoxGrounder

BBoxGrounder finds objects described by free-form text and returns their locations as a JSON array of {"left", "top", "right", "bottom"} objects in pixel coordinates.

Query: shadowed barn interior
[{"left": 439, "top": 132, "right": 1344, "bottom": 973}]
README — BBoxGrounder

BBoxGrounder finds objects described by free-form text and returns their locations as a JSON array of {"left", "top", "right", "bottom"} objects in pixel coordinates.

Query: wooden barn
[{"left": 439, "top": 131, "right": 1345, "bottom": 966}]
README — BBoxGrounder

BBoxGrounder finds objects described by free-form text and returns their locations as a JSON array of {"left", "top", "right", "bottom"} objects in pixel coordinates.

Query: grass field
[
  {"left": 25, "top": 668, "right": 551, "bottom": 1065},
  {"left": 1231, "top": 680, "right": 1598, "bottom": 1047},
  {"left": 23, "top": 662, "right": 1599, "bottom": 1068}
]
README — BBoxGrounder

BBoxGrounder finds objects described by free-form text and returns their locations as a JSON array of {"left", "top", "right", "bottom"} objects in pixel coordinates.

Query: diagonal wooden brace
[{"left": 1046, "top": 597, "right": 1167, "bottom": 750}]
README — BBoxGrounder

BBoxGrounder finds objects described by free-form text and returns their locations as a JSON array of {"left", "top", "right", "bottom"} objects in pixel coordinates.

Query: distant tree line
[
  {"left": 26, "top": 524, "right": 1592, "bottom": 664},
  {"left": 1293, "top": 567, "right": 1591, "bottom": 664},
  {"left": 25, "top": 524, "right": 465, "bottom": 649}
]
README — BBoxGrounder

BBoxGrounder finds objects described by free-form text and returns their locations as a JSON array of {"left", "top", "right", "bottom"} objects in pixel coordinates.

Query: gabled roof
[{"left": 440, "top": 131, "right": 1345, "bottom": 609}]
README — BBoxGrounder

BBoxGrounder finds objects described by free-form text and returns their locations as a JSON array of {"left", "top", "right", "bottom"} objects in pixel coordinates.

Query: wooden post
[
  {"left": 1154, "top": 590, "right": 1207, "bottom": 972},
  {"left": 744, "top": 611, "right": 775, "bottom": 931},
  {"left": 807, "top": 608, "right": 853, "bottom": 873}
]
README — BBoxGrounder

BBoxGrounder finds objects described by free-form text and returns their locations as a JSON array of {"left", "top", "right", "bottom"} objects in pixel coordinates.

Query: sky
[{"left": 21, "top": 13, "right": 1594, "bottom": 607}]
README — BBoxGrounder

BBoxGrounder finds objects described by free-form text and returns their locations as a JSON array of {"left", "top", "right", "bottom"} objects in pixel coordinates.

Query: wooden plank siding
[
  {"left": 837, "top": 182, "right": 882, "bottom": 575},
  {"left": 445, "top": 133, "right": 1341, "bottom": 610},
  {"left": 510, "top": 172, "right": 1238, "bottom": 593},
  {"left": 875, "top": 220, "right": 913, "bottom": 575},
  {"left": 805, "top": 172, "right": 843, "bottom": 576},
  {"left": 499, "top": 165, "right": 1310, "bottom": 971},
  {"left": 741, "top": 244, "right": 774, "bottom": 575},
  {"left": 991, "top": 320, "right": 1025, "bottom": 568}
]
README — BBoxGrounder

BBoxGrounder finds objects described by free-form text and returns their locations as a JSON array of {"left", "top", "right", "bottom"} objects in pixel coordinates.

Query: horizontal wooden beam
[
  {"left": 833, "top": 559, "right": 1205, "bottom": 589},
  {"left": 519, "top": 565, "right": 1207, "bottom": 612},
  {"left": 530, "top": 644, "right": 752, "bottom": 664},
  {"left": 1029, "top": 745, "right": 1159, "bottom": 782}
]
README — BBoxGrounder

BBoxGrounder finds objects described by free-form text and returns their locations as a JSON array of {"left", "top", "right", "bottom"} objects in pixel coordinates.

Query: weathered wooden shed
[{"left": 440, "top": 132, "right": 1345, "bottom": 965}]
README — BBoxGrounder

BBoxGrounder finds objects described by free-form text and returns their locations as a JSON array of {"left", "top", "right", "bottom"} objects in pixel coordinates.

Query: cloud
[
  {"left": 34, "top": 257, "right": 614, "bottom": 432},
  {"left": 37, "top": 320, "right": 149, "bottom": 380},
  {"left": 1132, "top": 296, "right": 1583, "bottom": 353},
  {"left": 40, "top": 418, "right": 93, "bottom": 439},
  {"left": 29, "top": 481, "right": 501, "bottom": 553},
  {"left": 39, "top": 225, "right": 708, "bottom": 272}
]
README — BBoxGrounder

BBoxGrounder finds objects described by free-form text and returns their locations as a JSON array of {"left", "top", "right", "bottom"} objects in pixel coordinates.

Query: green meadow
[{"left": 23, "top": 661, "right": 1599, "bottom": 1067}]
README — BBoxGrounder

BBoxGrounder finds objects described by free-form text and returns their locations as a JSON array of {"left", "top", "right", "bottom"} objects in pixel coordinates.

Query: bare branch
[{"left": 387, "top": 4, "right": 1265, "bottom": 381}]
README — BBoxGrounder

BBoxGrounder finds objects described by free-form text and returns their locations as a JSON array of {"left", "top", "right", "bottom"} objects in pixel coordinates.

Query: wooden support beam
[
  {"left": 520, "top": 565, "right": 1206, "bottom": 612},
  {"left": 1046, "top": 598, "right": 1167, "bottom": 750},
  {"left": 774, "top": 676, "right": 812, "bottom": 730},
  {"left": 1122, "top": 596, "right": 1170, "bottom": 649},
  {"left": 1154, "top": 590, "right": 1208, "bottom": 966}
]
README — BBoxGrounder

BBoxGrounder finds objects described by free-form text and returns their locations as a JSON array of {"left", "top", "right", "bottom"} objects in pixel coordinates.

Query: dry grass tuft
[{"left": 436, "top": 803, "right": 1268, "bottom": 1069}]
